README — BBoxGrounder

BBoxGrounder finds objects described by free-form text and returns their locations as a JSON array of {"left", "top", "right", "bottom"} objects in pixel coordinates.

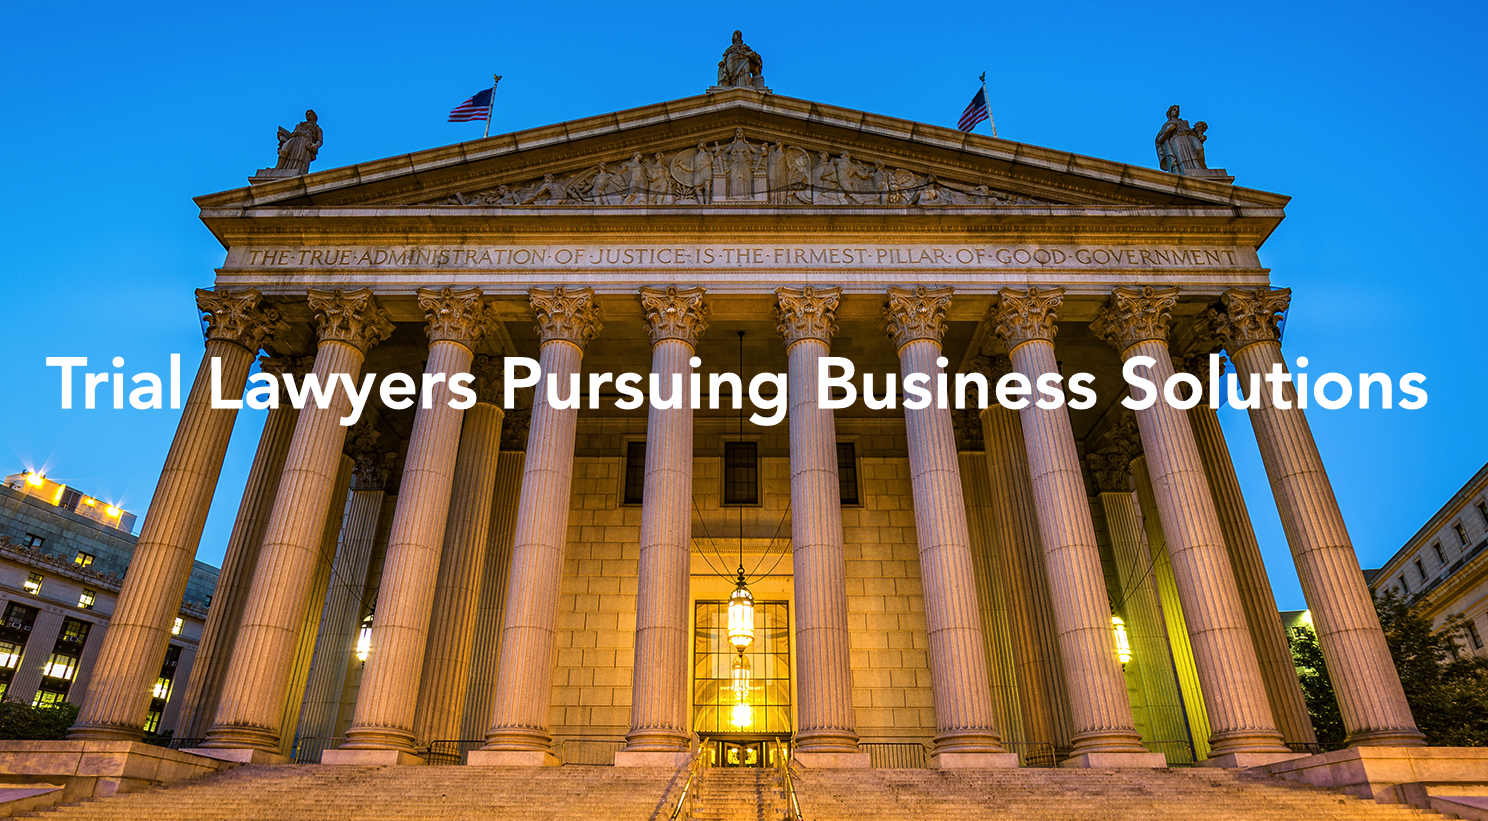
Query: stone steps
[{"left": 14, "top": 764, "right": 1446, "bottom": 821}]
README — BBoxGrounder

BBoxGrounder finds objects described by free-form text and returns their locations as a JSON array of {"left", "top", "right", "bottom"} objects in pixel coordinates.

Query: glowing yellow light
[
  {"left": 83, "top": 498, "right": 96, "bottom": 507},
  {"left": 1300, "top": 610, "right": 1313, "bottom": 627},
  {"left": 730, "top": 702, "right": 754, "bottom": 728},
  {"left": 106, "top": 506, "right": 121, "bottom": 517},
  {"left": 0, "top": 651, "right": 19, "bottom": 669},
  {"left": 1112, "top": 614, "right": 1132, "bottom": 664},
  {"left": 172, "top": 618, "right": 182, "bottom": 636},
  {"left": 25, "top": 473, "right": 43, "bottom": 487},
  {"left": 727, "top": 578, "right": 755, "bottom": 652},
  {"left": 355, "top": 626, "right": 372, "bottom": 662}
]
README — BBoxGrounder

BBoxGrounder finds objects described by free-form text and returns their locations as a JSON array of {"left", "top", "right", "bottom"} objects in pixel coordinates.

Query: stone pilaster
[
  {"left": 474, "top": 287, "right": 601, "bottom": 765},
  {"left": 987, "top": 287, "right": 1157, "bottom": 766},
  {"left": 71, "top": 288, "right": 279, "bottom": 741},
  {"left": 883, "top": 286, "right": 1014, "bottom": 768},
  {"left": 177, "top": 355, "right": 310, "bottom": 740},
  {"left": 1217, "top": 287, "right": 1424, "bottom": 747},
  {"left": 620, "top": 287, "right": 707, "bottom": 764},
  {"left": 334, "top": 287, "right": 487, "bottom": 761},
  {"left": 200, "top": 287, "right": 391, "bottom": 758},
  {"left": 295, "top": 424, "right": 395, "bottom": 749},
  {"left": 1179, "top": 351, "right": 1319, "bottom": 750},
  {"left": 1092, "top": 286, "right": 1289, "bottom": 764},
  {"left": 413, "top": 357, "right": 506, "bottom": 748},
  {"left": 772, "top": 287, "right": 867, "bottom": 766},
  {"left": 973, "top": 354, "right": 1074, "bottom": 760}
]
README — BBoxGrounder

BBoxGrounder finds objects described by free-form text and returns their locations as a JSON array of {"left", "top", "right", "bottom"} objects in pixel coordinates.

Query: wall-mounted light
[{"left": 25, "top": 473, "right": 44, "bottom": 487}]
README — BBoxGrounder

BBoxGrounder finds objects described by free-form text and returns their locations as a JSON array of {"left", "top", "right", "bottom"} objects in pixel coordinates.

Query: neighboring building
[
  {"left": 0, "top": 473, "right": 216, "bottom": 734},
  {"left": 1367, "top": 462, "right": 1488, "bottom": 656}
]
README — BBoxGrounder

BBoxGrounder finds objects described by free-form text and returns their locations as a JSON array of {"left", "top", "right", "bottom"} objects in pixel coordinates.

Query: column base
[
  {"left": 931, "top": 751, "right": 1019, "bottom": 769},
  {"left": 1259, "top": 746, "right": 1488, "bottom": 807},
  {"left": 180, "top": 747, "right": 288, "bottom": 765},
  {"left": 792, "top": 751, "right": 871, "bottom": 769},
  {"left": 1200, "top": 751, "right": 1307, "bottom": 769},
  {"left": 613, "top": 750, "right": 694, "bottom": 768},
  {"left": 466, "top": 749, "right": 560, "bottom": 766},
  {"left": 1060, "top": 751, "right": 1168, "bottom": 769},
  {"left": 321, "top": 748, "right": 425, "bottom": 766}
]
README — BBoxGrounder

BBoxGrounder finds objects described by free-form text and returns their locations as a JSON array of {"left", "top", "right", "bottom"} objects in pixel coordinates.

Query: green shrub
[{"left": 0, "top": 700, "right": 80, "bottom": 740}]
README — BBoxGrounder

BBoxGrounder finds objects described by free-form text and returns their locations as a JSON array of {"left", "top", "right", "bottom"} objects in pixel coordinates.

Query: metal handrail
[
  {"left": 668, "top": 739, "right": 707, "bottom": 821},
  {"left": 774, "top": 737, "right": 803, "bottom": 821}
]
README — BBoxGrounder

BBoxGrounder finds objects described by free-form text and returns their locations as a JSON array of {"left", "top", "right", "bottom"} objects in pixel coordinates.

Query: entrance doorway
[
  {"left": 692, "top": 599, "right": 791, "bottom": 766},
  {"left": 703, "top": 735, "right": 791, "bottom": 768}
]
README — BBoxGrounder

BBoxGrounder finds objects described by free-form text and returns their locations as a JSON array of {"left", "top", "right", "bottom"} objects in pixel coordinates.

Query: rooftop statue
[
  {"left": 275, "top": 109, "right": 324, "bottom": 175},
  {"left": 1154, "top": 105, "right": 1212, "bottom": 176},
  {"left": 715, "top": 30, "right": 766, "bottom": 90}
]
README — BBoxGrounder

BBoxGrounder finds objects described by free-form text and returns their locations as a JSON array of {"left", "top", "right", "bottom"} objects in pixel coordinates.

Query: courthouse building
[{"left": 51, "top": 35, "right": 1446, "bottom": 790}]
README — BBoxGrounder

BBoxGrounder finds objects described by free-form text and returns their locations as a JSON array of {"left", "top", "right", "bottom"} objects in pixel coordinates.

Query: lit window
[
  {"left": 723, "top": 442, "right": 758, "bottom": 505},
  {"left": 171, "top": 618, "right": 182, "bottom": 636},
  {"left": 152, "top": 677, "right": 172, "bottom": 700},
  {"left": 23, "top": 534, "right": 43, "bottom": 548},
  {"left": 42, "top": 653, "right": 77, "bottom": 680},
  {"left": 1454, "top": 522, "right": 1469, "bottom": 546},
  {"left": 1433, "top": 542, "right": 1447, "bottom": 565},
  {"left": 73, "top": 552, "right": 94, "bottom": 568},
  {"left": 23, "top": 574, "right": 42, "bottom": 596},
  {"left": 837, "top": 442, "right": 859, "bottom": 505},
  {"left": 78, "top": 590, "right": 96, "bottom": 610},
  {"left": 59, "top": 618, "right": 89, "bottom": 645},
  {"left": 0, "top": 641, "right": 21, "bottom": 669},
  {"left": 143, "top": 710, "right": 161, "bottom": 734},
  {"left": 32, "top": 690, "right": 65, "bottom": 708}
]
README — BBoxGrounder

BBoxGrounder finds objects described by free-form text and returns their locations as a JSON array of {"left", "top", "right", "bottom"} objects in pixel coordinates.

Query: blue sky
[{"left": 1, "top": 1, "right": 1483, "bottom": 609}]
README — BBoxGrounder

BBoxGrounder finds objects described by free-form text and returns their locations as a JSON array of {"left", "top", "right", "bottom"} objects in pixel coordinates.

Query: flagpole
[
  {"left": 981, "top": 71, "right": 997, "bottom": 138},
  {"left": 483, "top": 74, "right": 502, "bottom": 138}
]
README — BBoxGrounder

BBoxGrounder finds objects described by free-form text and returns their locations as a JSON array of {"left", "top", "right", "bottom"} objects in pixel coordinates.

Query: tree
[{"left": 1288, "top": 589, "right": 1488, "bottom": 749}]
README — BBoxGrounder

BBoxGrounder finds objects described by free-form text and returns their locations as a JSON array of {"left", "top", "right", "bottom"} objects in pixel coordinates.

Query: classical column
[
  {"left": 176, "top": 354, "right": 310, "bottom": 741},
  {"left": 960, "top": 448, "right": 1024, "bottom": 747},
  {"left": 461, "top": 450, "right": 525, "bottom": 740},
  {"left": 616, "top": 286, "right": 708, "bottom": 766},
  {"left": 330, "top": 287, "right": 487, "bottom": 763},
  {"left": 987, "top": 287, "right": 1158, "bottom": 767},
  {"left": 1091, "top": 286, "right": 1289, "bottom": 765},
  {"left": 295, "top": 424, "right": 396, "bottom": 750},
  {"left": 472, "top": 287, "right": 602, "bottom": 766},
  {"left": 772, "top": 286, "right": 868, "bottom": 766},
  {"left": 200, "top": 288, "right": 392, "bottom": 758},
  {"left": 882, "top": 286, "right": 1015, "bottom": 768},
  {"left": 1217, "top": 287, "right": 1423, "bottom": 747},
  {"left": 974, "top": 354, "right": 1074, "bottom": 760},
  {"left": 412, "top": 356, "right": 506, "bottom": 749},
  {"left": 1180, "top": 351, "right": 1318, "bottom": 749},
  {"left": 71, "top": 289, "right": 279, "bottom": 741},
  {"left": 1087, "top": 448, "right": 1189, "bottom": 753}
]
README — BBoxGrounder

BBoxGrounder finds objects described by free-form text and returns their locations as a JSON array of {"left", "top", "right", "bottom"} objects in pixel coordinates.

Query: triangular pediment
[{"left": 196, "top": 90, "right": 1289, "bottom": 217}]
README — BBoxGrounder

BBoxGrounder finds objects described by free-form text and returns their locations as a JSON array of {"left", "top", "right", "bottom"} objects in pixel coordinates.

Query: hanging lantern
[
  {"left": 727, "top": 573, "right": 755, "bottom": 652},
  {"left": 731, "top": 652, "right": 754, "bottom": 728},
  {"left": 1111, "top": 614, "right": 1132, "bottom": 665}
]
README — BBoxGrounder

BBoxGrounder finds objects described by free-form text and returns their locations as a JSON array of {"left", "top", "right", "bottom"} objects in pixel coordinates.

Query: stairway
[{"left": 15, "top": 764, "right": 1448, "bottom": 821}]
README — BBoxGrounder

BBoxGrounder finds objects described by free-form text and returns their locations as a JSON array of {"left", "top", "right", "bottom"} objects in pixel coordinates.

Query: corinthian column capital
[
  {"left": 470, "top": 354, "right": 504, "bottom": 405},
  {"left": 418, "top": 286, "right": 489, "bottom": 348},
  {"left": 1090, "top": 286, "right": 1179, "bottom": 352},
  {"left": 881, "top": 286, "right": 953, "bottom": 349},
  {"left": 1086, "top": 448, "right": 1132, "bottom": 494},
  {"left": 988, "top": 287, "right": 1063, "bottom": 348},
  {"left": 258, "top": 354, "right": 314, "bottom": 382},
  {"left": 640, "top": 286, "right": 708, "bottom": 345},
  {"left": 1217, "top": 287, "right": 1291, "bottom": 351},
  {"left": 346, "top": 420, "right": 397, "bottom": 491},
  {"left": 530, "top": 286, "right": 602, "bottom": 349},
  {"left": 196, "top": 288, "right": 282, "bottom": 352},
  {"left": 307, "top": 288, "right": 395, "bottom": 352},
  {"left": 775, "top": 285, "right": 841, "bottom": 347},
  {"left": 971, "top": 353, "right": 1013, "bottom": 382}
]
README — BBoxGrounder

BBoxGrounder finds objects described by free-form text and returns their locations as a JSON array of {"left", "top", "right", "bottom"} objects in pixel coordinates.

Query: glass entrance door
[{"left": 692, "top": 600, "right": 791, "bottom": 735}]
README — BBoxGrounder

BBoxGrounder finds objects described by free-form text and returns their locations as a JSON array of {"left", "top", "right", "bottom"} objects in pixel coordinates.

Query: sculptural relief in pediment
[{"left": 422, "top": 128, "right": 1057, "bottom": 208}]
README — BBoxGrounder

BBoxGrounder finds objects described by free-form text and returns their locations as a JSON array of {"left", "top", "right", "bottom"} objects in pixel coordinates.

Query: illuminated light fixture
[
  {"left": 106, "top": 505, "right": 121, "bottom": 517},
  {"left": 172, "top": 617, "right": 183, "bottom": 636},
  {"left": 727, "top": 571, "right": 755, "bottom": 653},
  {"left": 1300, "top": 610, "right": 1314, "bottom": 628},
  {"left": 355, "top": 626, "right": 373, "bottom": 662},
  {"left": 83, "top": 498, "right": 96, "bottom": 507},
  {"left": 731, "top": 701, "right": 754, "bottom": 729},
  {"left": 25, "top": 473, "right": 43, "bottom": 487},
  {"left": 1112, "top": 614, "right": 1132, "bottom": 665}
]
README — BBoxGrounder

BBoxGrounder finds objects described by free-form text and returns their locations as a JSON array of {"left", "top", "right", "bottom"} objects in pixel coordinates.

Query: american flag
[
  {"left": 958, "top": 87, "right": 989, "bottom": 132},
  {"left": 448, "top": 88, "right": 494, "bottom": 123}
]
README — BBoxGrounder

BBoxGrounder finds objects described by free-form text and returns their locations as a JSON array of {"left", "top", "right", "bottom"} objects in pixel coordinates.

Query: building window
[
  {"left": 1478, "top": 501, "right": 1488, "bottom": 527},
  {"left": 78, "top": 590, "right": 96, "bottom": 610},
  {"left": 32, "top": 690, "right": 66, "bottom": 708},
  {"left": 72, "top": 552, "right": 94, "bottom": 568},
  {"left": 1433, "top": 541, "right": 1448, "bottom": 565},
  {"left": 836, "top": 443, "right": 860, "bottom": 505},
  {"left": 1398, "top": 575, "right": 1409, "bottom": 593},
  {"left": 1415, "top": 559, "right": 1427, "bottom": 582},
  {"left": 23, "top": 574, "right": 42, "bottom": 596},
  {"left": 58, "top": 618, "right": 89, "bottom": 646},
  {"left": 623, "top": 441, "right": 647, "bottom": 506},
  {"left": 171, "top": 618, "right": 183, "bottom": 636},
  {"left": 1454, "top": 522, "right": 1469, "bottom": 546},
  {"left": 723, "top": 442, "right": 759, "bottom": 505},
  {"left": 42, "top": 652, "right": 77, "bottom": 681},
  {"left": 1467, "top": 620, "right": 1485, "bottom": 650},
  {"left": 0, "top": 641, "right": 21, "bottom": 669},
  {"left": 23, "top": 534, "right": 43, "bottom": 548},
  {"left": 152, "top": 676, "right": 173, "bottom": 700},
  {"left": 3, "top": 602, "right": 37, "bottom": 632},
  {"left": 142, "top": 709, "right": 161, "bottom": 734}
]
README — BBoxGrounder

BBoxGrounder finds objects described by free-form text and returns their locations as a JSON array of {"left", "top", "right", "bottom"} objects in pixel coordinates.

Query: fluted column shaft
[
  {"left": 1187, "top": 400, "right": 1318, "bottom": 747},
  {"left": 413, "top": 400, "right": 505, "bottom": 746},
  {"left": 624, "top": 337, "right": 696, "bottom": 752},
  {"left": 1227, "top": 337, "right": 1422, "bottom": 746},
  {"left": 1007, "top": 339, "right": 1144, "bottom": 755},
  {"left": 895, "top": 337, "right": 1004, "bottom": 755},
  {"left": 980, "top": 399, "right": 1074, "bottom": 756},
  {"left": 203, "top": 339, "right": 371, "bottom": 751},
  {"left": 462, "top": 452, "right": 525, "bottom": 740},
  {"left": 177, "top": 398, "right": 298, "bottom": 740},
  {"left": 1116, "top": 341, "right": 1285, "bottom": 756},
  {"left": 72, "top": 291, "right": 272, "bottom": 741},
  {"left": 960, "top": 452, "right": 1023, "bottom": 745},
  {"left": 784, "top": 335, "right": 859, "bottom": 753}
]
